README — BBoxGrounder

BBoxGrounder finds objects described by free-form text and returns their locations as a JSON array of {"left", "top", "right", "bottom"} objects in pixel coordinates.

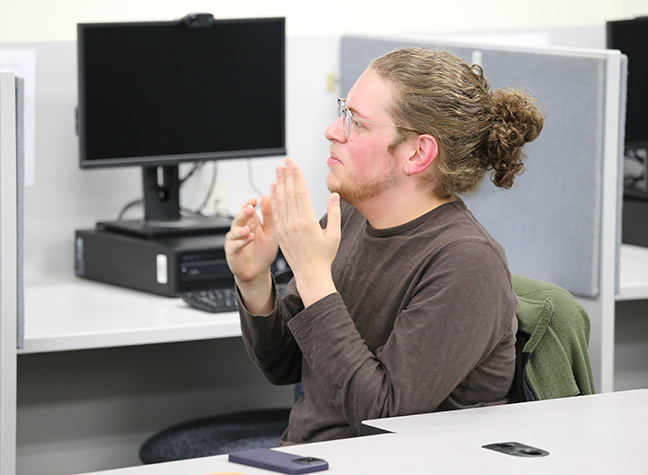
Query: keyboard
[
  {"left": 181, "top": 288, "right": 238, "bottom": 313},
  {"left": 181, "top": 283, "right": 289, "bottom": 313}
]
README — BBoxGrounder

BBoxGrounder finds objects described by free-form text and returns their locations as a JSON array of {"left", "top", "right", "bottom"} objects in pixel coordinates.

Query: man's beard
[{"left": 327, "top": 170, "right": 400, "bottom": 205}]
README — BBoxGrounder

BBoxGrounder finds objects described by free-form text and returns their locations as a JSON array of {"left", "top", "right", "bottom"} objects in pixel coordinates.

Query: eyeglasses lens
[{"left": 338, "top": 99, "right": 351, "bottom": 136}]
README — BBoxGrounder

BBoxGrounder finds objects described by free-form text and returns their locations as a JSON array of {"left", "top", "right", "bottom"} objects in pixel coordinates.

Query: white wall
[{"left": 2, "top": 0, "right": 648, "bottom": 42}]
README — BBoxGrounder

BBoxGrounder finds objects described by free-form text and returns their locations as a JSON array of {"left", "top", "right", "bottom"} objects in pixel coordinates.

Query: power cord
[
  {"left": 247, "top": 158, "right": 265, "bottom": 197},
  {"left": 182, "top": 161, "right": 220, "bottom": 217},
  {"left": 117, "top": 198, "right": 143, "bottom": 221}
]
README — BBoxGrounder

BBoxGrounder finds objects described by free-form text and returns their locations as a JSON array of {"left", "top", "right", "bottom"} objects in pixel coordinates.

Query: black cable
[
  {"left": 117, "top": 198, "right": 143, "bottom": 221},
  {"left": 180, "top": 161, "right": 206, "bottom": 184}
]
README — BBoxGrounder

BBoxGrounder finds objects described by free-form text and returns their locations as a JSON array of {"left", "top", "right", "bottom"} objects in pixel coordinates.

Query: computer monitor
[
  {"left": 77, "top": 14, "right": 286, "bottom": 237},
  {"left": 607, "top": 17, "right": 648, "bottom": 151},
  {"left": 607, "top": 17, "right": 648, "bottom": 247}
]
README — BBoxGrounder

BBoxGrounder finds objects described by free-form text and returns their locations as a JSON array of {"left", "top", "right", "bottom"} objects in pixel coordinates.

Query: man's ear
[{"left": 404, "top": 134, "right": 438, "bottom": 176}]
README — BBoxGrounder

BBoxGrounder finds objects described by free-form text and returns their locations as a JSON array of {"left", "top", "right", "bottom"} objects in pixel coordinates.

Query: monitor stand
[{"left": 98, "top": 165, "right": 232, "bottom": 239}]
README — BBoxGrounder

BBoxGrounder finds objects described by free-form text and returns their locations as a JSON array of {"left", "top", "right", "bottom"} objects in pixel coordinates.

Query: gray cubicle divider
[
  {"left": 0, "top": 70, "right": 19, "bottom": 475},
  {"left": 340, "top": 36, "right": 626, "bottom": 298},
  {"left": 15, "top": 77, "right": 24, "bottom": 350}
]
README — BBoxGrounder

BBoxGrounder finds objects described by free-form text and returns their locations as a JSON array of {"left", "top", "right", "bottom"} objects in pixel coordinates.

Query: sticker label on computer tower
[{"left": 156, "top": 254, "right": 168, "bottom": 284}]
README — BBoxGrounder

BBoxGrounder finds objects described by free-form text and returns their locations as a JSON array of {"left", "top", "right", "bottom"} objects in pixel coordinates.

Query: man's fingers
[
  {"left": 225, "top": 224, "right": 255, "bottom": 251},
  {"left": 238, "top": 196, "right": 258, "bottom": 210},
  {"left": 227, "top": 196, "right": 263, "bottom": 251},
  {"left": 283, "top": 162, "right": 297, "bottom": 212},
  {"left": 325, "top": 193, "right": 341, "bottom": 244},
  {"left": 232, "top": 197, "right": 258, "bottom": 224},
  {"left": 260, "top": 194, "right": 274, "bottom": 231},
  {"left": 273, "top": 164, "right": 290, "bottom": 225},
  {"left": 289, "top": 162, "right": 313, "bottom": 216}
]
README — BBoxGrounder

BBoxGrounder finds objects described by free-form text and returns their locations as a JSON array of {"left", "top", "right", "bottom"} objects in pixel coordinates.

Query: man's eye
[{"left": 352, "top": 119, "right": 364, "bottom": 128}]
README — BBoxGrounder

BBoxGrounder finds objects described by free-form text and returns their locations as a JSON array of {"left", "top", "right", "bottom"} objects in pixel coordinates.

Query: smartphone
[
  {"left": 482, "top": 441, "right": 549, "bottom": 457},
  {"left": 228, "top": 448, "right": 328, "bottom": 474}
]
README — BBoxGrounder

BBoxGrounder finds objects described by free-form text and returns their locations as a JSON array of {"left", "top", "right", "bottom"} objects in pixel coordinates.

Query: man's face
[{"left": 324, "top": 68, "right": 405, "bottom": 205}]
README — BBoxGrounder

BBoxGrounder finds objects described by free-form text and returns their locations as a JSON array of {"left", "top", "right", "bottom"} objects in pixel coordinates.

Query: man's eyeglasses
[{"left": 337, "top": 98, "right": 418, "bottom": 137}]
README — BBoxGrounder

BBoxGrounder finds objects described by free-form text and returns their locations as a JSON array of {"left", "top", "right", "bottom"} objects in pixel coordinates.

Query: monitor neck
[{"left": 142, "top": 165, "right": 181, "bottom": 222}]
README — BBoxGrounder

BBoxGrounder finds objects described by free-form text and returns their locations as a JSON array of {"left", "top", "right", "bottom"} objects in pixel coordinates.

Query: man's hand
[
  {"left": 225, "top": 195, "right": 278, "bottom": 314},
  {"left": 271, "top": 158, "right": 341, "bottom": 307}
]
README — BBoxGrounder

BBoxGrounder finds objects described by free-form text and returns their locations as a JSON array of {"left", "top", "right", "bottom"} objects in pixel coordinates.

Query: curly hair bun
[{"left": 485, "top": 88, "right": 545, "bottom": 189}]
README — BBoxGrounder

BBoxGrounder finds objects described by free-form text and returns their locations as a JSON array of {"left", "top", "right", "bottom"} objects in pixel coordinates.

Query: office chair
[
  {"left": 139, "top": 383, "right": 303, "bottom": 464},
  {"left": 509, "top": 274, "right": 596, "bottom": 402}
]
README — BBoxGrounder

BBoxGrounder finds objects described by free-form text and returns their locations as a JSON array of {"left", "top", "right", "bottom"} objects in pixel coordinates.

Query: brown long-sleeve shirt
[{"left": 238, "top": 199, "right": 517, "bottom": 444}]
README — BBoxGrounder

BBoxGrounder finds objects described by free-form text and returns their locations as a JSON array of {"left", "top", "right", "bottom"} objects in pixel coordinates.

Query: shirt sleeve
[
  {"left": 237, "top": 211, "right": 338, "bottom": 387},
  {"left": 237, "top": 277, "right": 305, "bottom": 386}
]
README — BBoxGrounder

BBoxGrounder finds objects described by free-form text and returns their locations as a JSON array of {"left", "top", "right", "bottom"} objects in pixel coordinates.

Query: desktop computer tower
[{"left": 74, "top": 228, "right": 290, "bottom": 297}]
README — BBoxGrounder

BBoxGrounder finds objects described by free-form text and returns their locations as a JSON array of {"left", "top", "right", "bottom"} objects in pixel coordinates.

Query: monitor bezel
[
  {"left": 607, "top": 16, "right": 648, "bottom": 150},
  {"left": 77, "top": 17, "right": 287, "bottom": 170}
]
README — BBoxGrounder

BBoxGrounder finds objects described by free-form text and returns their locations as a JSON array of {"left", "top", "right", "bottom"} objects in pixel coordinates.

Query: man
[{"left": 225, "top": 47, "right": 544, "bottom": 444}]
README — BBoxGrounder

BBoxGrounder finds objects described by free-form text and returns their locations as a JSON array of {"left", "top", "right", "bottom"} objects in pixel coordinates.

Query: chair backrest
[{"left": 509, "top": 275, "right": 596, "bottom": 402}]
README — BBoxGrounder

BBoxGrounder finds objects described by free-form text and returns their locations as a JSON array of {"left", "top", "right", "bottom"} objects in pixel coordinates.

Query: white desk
[
  {"left": 363, "top": 389, "right": 648, "bottom": 475},
  {"left": 22, "top": 277, "right": 241, "bottom": 353},
  {"left": 70, "top": 390, "right": 647, "bottom": 475}
]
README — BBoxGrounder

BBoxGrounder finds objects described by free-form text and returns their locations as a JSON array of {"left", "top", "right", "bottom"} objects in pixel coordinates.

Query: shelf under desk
[{"left": 22, "top": 277, "right": 241, "bottom": 354}]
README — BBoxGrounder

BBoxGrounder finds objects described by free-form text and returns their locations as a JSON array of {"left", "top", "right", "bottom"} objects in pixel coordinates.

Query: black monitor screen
[
  {"left": 607, "top": 17, "right": 648, "bottom": 149},
  {"left": 78, "top": 16, "right": 286, "bottom": 168}
]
